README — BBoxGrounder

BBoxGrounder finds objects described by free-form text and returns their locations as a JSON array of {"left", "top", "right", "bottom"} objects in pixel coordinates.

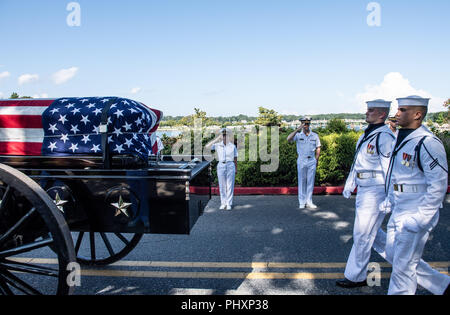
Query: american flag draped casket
[{"left": 0, "top": 97, "right": 163, "bottom": 160}]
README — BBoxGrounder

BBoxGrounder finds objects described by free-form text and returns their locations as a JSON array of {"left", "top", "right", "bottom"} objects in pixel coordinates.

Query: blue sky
[{"left": 0, "top": 0, "right": 449, "bottom": 116}]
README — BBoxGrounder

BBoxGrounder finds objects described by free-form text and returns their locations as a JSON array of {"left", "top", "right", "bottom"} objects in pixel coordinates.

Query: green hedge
[{"left": 161, "top": 128, "right": 449, "bottom": 187}]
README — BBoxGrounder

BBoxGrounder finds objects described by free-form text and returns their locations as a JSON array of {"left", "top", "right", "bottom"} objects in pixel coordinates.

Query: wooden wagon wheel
[
  {"left": 73, "top": 232, "right": 143, "bottom": 266},
  {"left": 0, "top": 164, "right": 76, "bottom": 295}
]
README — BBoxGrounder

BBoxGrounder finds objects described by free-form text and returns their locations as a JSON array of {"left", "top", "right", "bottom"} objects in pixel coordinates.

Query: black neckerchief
[
  {"left": 394, "top": 128, "right": 416, "bottom": 151},
  {"left": 364, "top": 123, "right": 385, "bottom": 137}
]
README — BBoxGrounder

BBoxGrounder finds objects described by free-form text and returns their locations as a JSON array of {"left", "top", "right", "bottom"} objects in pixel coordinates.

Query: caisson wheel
[
  {"left": 74, "top": 232, "right": 143, "bottom": 266},
  {"left": 0, "top": 164, "right": 76, "bottom": 295}
]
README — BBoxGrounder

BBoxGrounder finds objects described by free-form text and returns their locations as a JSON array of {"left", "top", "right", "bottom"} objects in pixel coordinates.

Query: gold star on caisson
[
  {"left": 53, "top": 192, "right": 68, "bottom": 213},
  {"left": 111, "top": 195, "right": 132, "bottom": 217}
]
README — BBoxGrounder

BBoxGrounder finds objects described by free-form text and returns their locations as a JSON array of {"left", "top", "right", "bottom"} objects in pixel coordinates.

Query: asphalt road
[{"left": 67, "top": 194, "right": 450, "bottom": 296}]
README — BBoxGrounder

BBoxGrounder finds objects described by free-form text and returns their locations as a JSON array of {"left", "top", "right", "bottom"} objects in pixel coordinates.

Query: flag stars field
[{"left": 0, "top": 97, "right": 162, "bottom": 158}]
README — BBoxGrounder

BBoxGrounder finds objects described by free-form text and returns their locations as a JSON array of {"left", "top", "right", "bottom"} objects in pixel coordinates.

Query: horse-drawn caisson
[{"left": 0, "top": 97, "right": 211, "bottom": 295}]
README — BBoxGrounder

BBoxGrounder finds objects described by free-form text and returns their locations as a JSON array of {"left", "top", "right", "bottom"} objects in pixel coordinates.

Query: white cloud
[
  {"left": 0, "top": 92, "right": 4, "bottom": 99},
  {"left": 355, "top": 72, "right": 445, "bottom": 114},
  {"left": 32, "top": 93, "right": 49, "bottom": 99},
  {"left": 52, "top": 67, "right": 79, "bottom": 85},
  {"left": 18, "top": 73, "right": 39, "bottom": 85},
  {"left": 0, "top": 71, "right": 10, "bottom": 80},
  {"left": 130, "top": 87, "right": 142, "bottom": 94}
]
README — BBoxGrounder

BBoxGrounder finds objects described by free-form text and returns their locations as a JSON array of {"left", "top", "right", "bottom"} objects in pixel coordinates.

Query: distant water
[{"left": 156, "top": 130, "right": 182, "bottom": 138}]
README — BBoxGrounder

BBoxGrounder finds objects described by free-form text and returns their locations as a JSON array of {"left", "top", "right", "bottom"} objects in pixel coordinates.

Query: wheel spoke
[
  {"left": 100, "top": 233, "right": 115, "bottom": 257},
  {"left": 114, "top": 233, "right": 130, "bottom": 246},
  {"left": 0, "top": 185, "right": 12, "bottom": 214},
  {"left": 0, "top": 207, "right": 37, "bottom": 247},
  {"left": 0, "top": 260, "right": 58, "bottom": 277},
  {"left": 89, "top": 232, "right": 96, "bottom": 261},
  {"left": 0, "top": 238, "right": 53, "bottom": 258},
  {"left": 74, "top": 232, "right": 84, "bottom": 254},
  {"left": 0, "top": 269, "right": 43, "bottom": 295},
  {"left": 0, "top": 275, "right": 14, "bottom": 295}
]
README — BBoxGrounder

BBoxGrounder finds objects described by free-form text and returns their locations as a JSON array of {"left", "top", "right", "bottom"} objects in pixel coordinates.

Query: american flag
[{"left": 0, "top": 97, "right": 163, "bottom": 159}]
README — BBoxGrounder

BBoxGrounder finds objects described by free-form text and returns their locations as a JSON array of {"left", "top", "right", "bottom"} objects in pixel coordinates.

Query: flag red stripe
[
  {"left": 149, "top": 123, "right": 160, "bottom": 133},
  {"left": 0, "top": 142, "right": 42, "bottom": 156},
  {"left": 0, "top": 115, "right": 43, "bottom": 128},
  {"left": 0, "top": 100, "right": 55, "bottom": 107}
]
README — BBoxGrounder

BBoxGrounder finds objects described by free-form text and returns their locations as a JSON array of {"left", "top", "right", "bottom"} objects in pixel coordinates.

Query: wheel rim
[
  {"left": 0, "top": 164, "right": 76, "bottom": 295},
  {"left": 74, "top": 232, "right": 143, "bottom": 266}
]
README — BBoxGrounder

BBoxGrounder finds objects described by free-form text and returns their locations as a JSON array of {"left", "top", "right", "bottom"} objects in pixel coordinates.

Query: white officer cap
[
  {"left": 388, "top": 116, "right": 398, "bottom": 122},
  {"left": 366, "top": 99, "right": 392, "bottom": 108},
  {"left": 300, "top": 116, "right": 312, "bottom": 122},
  {"left": 397, "top": 95, "right": 430, "bottom": 107}
]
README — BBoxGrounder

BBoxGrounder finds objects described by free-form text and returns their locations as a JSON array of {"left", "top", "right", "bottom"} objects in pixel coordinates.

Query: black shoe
[
  {"left": 444, "top": 284, "right": 450, "bottom": 296},
  {"left": 336, "top": 278, "right": 368, "bottom": 289}
]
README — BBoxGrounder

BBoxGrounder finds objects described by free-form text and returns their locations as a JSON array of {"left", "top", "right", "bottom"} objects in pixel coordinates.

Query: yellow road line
[
  {"left": 81, "top": 270, "right": 394, "bottom": 280},
  {"left": 8, "top": 258, "right": 450, "bottom": 270},
  {"left": 110, "top": 261, "right": 385, "bottom": 269},
  {"left": 7, "top": 258, "right": 448, "bottom": 279}
]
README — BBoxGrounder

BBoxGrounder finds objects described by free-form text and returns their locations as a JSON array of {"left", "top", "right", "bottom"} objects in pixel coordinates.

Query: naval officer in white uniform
[
  {"left": 287, "top": 117, "right": 321, "bottom": 209},
  {"left": 208, "top": 128, "right": 238, "bottom": 211},
  {"left": 383, "top": 96, "right": 450, "bottom": 295},
  {"left": 337, "top": 99, "right": 396, "bottom": 288}
]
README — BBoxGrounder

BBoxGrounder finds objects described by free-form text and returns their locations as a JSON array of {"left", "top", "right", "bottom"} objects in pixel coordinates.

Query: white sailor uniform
[
  {"left": 384, "top": 125, "right": 450, "bottom": 295},
  {"left": 343, "top": 123, "right": 395, "bottom": 283},
  {"left": 212, "top": 142, "right": 238, "bottom": 208},
  {"left": 294, "top": 131, "right": 321, "bottom": 207}
]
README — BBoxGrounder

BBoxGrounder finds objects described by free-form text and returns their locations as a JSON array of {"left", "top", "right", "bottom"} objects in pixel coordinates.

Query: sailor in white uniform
[
  {"left": 337, "top": 99, "right": 396, "bottom": 288},
  {"left": 383, "top": 96, "right": 450, "bottom": 295},
  {"left": 337, "top": 98, "right": 450, "bottom": 295},
  {"left": 209, "top": 128, "right": 238, "bottom": 211},
  {"left": 287, "top": 117, "right": 321, "bottom": 209}
]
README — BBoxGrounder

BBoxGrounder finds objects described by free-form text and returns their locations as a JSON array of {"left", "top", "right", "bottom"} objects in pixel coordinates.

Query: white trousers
[
  {"left": 344, "top": 185, "right": 450, "bottom": 295},
  {"left": 385, "top": 212, "right": 450, "bottom": 295},
  {"left": 217, "top": 162, "right": 236, "bottom": 207},
  {"left": 297, "top": 157, "right": 316, "bottom": 206},
  {"left": 345, "top": 185, "right": 386, "bottom": 282}
]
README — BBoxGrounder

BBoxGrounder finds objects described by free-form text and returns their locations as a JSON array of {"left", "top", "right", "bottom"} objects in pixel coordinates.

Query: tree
[
  {"left": 442, "top": 99, "right": 450, "bottom": 124},
  {"left": 9, "top": 92, "right": 32, "bottom": 99},
  {"left": 435, "top": 112, "right": 448, "bottom": 125},
  {"left": 326, "top": 118, "right": 348, "bottom": 133},
  {"left": 255, "top": 107, "right": 282, "bottom": 126},
  {"left": 178, "top": 108, "right": 216, "bottom": 127}
]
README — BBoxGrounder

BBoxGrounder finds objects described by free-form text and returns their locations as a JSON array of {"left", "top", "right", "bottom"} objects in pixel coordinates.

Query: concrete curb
[
  {"left": 190, "top": 186, "right": 450, "bottom": 196},
  {"left": 190, "top": 186, "right": 343, "bottom": 196}
]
